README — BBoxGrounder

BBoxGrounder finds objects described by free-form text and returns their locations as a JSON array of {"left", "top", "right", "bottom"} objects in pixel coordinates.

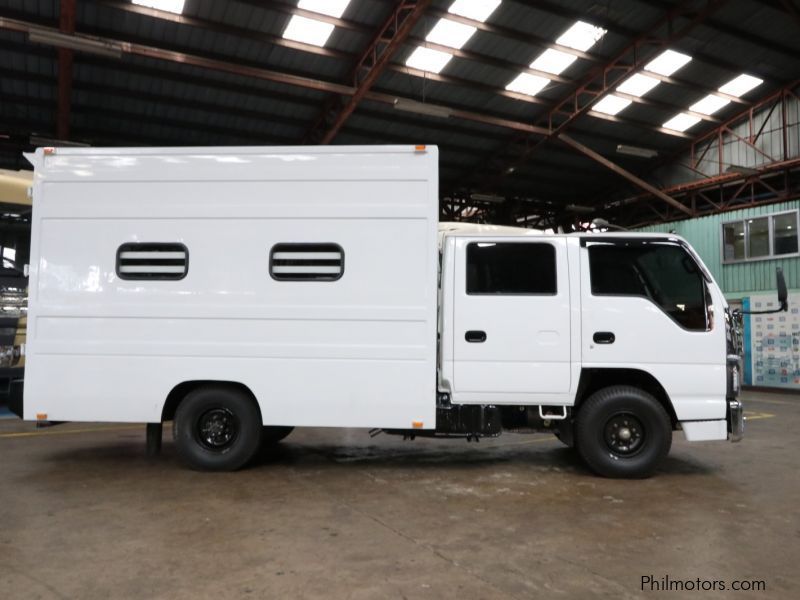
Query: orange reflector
[
  {"left": 36, "top": 413, "right": 48, "bottom": 421},
  {"left": 412, "top": 421, "right": 424, "bottom": 429},
  {"left": 43, "top": 147, "right": 55, "bottom": 155},
  {"left": 415, "top": 145, "right": 426, "bottom": 152}
]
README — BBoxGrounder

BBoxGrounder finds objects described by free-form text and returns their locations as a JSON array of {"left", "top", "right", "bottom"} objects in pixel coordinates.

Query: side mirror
[
  {"left": 737, "top": 267, "right": 789, "bottom": 316},
  {"left": 776, "top": 267, "right": 788, "bottom": 312}
]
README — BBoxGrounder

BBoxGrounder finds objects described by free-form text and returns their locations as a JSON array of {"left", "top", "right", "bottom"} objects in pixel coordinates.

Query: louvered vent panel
[
  {"left": 270, "top": 244, "right": 344, "bottom": 281},
  {"left": 116, "top": 243, "right": 188, "bottom": 280}
]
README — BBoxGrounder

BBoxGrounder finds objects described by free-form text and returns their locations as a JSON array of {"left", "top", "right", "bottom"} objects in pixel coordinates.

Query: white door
[{"left": 451, "top": 237, "right": 571, "bottom": 403}]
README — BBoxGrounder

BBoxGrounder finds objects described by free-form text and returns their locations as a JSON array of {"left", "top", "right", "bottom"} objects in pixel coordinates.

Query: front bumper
[
  {"left": 726, "top": 354, "right": 743, "bottom": 442},
  {"left": 727, "top": 399, "right": 744, "bottom": 442}
]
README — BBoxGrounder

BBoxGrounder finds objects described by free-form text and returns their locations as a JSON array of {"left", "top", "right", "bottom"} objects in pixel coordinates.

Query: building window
[
  {"left": 116, "top": 243, "right": 188, "bottom": 280},
  {"left": 269, "top": 243, "right": 344, "bottom": 281},
  {"left": 722, "top": 210, "right": 799, "bottom": 263},
  {"left": 588, "top": 241, "right": 710, "bottom": 331},
  {"left": 466, "top": 242, "right": 557, "bottom": 295}
]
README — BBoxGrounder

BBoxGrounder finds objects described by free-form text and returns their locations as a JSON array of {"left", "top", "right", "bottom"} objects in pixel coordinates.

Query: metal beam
[
  {"left": 90, "top": 0, "right": 742, "bottom": 121},
  {"left": 778, "top": 0, "right": 800, "bottom": 27},
  {"left": 634, "top": 0, "right": 799, "bottom": 58},
  {"left": 94, "top": 0, "right": 352, "bottom": 61},
  {"left": 542, "top": 1, "right": 728, "bottom": 155},
  {"left": 464, "top": 0, "right": 728, "bottom": 212},
  {"left": 313, "top": 0, "right": 432, "bottom": 144},
  {"left": 56, "top": 0, "right": 75, "bottom": 140},
  {"left": 616, "top": 160, "right": 800, "bottom": 226},
  {"left": 559, "top": 135, "right": 693, "bottom": 216},
  {"left": 507, "top": 0, "right": 763, "bottom": 77}
]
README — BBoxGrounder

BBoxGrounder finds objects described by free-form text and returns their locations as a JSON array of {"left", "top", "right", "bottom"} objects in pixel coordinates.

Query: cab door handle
[
  {"left": 593, "top": 331, "right": 615, "bottom": 344},
  {"left": 465, "top": 330, "right": 487, "bottom": 343}
]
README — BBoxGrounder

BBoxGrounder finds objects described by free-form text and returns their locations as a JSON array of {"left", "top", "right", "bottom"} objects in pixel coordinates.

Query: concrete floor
[{"left": 0, "top": 391, "right": 797, "bottom": 599}]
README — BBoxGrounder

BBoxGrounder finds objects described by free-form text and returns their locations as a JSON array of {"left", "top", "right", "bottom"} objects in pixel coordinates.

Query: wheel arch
[
  {"left": 161, "top": 380, "right": 261, "bottom": 423},
  {"left": 574, "top": 368, "right": 678, "bottom": 428}
]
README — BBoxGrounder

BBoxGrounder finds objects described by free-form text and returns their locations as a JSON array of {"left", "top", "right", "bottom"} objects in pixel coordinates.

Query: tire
[
  {"left": 262, "top": 426, "right": 294, "bottom": 445},
  {"left": 575, "top": 386, "right": 672, "bottom": 478},
  {"left": 172, "top": 385, "right": 263, "bottom": 471}
]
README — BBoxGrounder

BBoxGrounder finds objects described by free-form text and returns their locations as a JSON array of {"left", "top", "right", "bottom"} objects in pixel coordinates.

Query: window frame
[
  {"left": 585, "top": 239, "right": 713, "bottom": 333},
  {"left": 720, "top": 209, "right": 799, "bottom": 264},
  {"left": 115, "top": 242, "right": 189, "bottom": 281},
  {"left": 269, "top": 243, "right": 345, "bottom": 282},
  {"left": 465, "top": 240, "right": 558, "bottom": 296}
]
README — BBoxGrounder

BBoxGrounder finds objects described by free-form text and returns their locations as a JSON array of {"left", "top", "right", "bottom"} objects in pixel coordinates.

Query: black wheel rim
[
  {"left": 603, "top": 412, "right": 645, "bottom": 456},
  {"left": 196, "top": 408, "right": 238, "bottom": 451}
]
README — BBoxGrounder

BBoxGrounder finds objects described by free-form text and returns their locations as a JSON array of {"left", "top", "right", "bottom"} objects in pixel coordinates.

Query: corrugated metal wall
[{"left": 636, "top": 200, "right": 800, "bottom": 297}]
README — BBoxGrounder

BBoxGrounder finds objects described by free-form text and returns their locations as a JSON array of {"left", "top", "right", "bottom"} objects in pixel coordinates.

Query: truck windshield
[{"left": 588, "top": 242, "right": 710, "bottom": 331}]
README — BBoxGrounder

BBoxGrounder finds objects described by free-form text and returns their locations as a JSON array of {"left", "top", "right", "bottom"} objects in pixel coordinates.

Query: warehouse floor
[{"left": 0, "top": 391, "right": 797, "bottom": 599}]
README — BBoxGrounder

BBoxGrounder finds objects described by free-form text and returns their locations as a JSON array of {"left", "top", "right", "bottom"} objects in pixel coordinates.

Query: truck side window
[
  {"left": 467, "top": 242, "right": 556, "bottom": 295},
  {"left": 270, "top": 243, "right": 344, "bottom": 281},
  {"left": 116, "top": 243, "right": 188, "bottom": 280},
  {"left": 589, "top": 242, "right": 710, "bottom": 331}
]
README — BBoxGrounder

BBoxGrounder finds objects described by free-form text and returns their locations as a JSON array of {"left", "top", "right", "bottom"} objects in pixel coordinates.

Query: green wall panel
[{"left": 635, "top": 200, "right": 800, "bottom": 298}]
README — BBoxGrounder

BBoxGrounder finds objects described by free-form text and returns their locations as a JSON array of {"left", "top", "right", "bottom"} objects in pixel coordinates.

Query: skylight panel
[
  {"left": 132, "top": 0, "right": 185, "bottom": 13},
  {"left": 663, "top": 113, "right": 701, "bottom": 132},
  {"left": 531, "top": 49, "right": 577, "bottom": 75},
  {"left": 593, "top": 95, "right": 632, "bottom": 116},
  {"left": 690, "top": 94, "right": 730, "bottom": 115},
  {"left": 644, "top": 49, "right": 692, "bottom": 76},
  {"left": 556, "top": 21, "right": 607, "bottom": 52},
  {"left": 616, "top": 73, "right": 660, "bottom": 97},
  {"left": 506, "top": 73, "right": 550, "bottom": 97},
  {"left": 718, "top": 74, "right": 763, "bottom": 97},
  {"left": 503, "top": 20, "right": 605, "bottom": 100},
  {"left": 448, "top": 0, "right": 501, "bottom": 22},
  {"left": 297, "top": 0, "right": 351, "bottom": 18},
  {"left": 283, "top": 15, "right": 335, "bottom": 47},
  {"left": 426, "top": 18, "right": 477, "bottom": 49},
  {"left": 405, "top": 47, "right": 453, "bottom": 74}
]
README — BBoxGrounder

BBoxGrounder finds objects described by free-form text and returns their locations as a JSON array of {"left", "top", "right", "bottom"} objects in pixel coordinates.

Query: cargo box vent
[
  {"left": 270, "top": 243, "right": 344, "bottom": 281},
  {"left": 116, "top": 243, "right": 188, "bottom": 280}
]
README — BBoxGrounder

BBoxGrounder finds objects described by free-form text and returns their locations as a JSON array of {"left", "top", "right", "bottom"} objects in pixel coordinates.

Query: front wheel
[
  {"left": 173, "top": 385, "right": 263, "bottom": 471},
  {"left": 576, "top": 386, "right": 672, "bottom": 478}
]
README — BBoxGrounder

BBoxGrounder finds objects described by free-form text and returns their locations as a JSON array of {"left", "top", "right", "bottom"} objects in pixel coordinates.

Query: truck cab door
[{"left": 450, "top": 237, "right": 571, "bottom": 404}]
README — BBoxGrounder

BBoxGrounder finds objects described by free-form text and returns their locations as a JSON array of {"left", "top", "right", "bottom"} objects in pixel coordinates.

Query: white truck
[{"left": 11, "top": 144, "right": 764, "bottom": 477}]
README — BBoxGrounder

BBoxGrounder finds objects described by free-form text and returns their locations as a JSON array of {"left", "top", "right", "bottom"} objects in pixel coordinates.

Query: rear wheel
[
  {"left": 173, "top": 385, "right": 262, "bottom": 471},
  {"left": 576, "top": 386, "right": 672, "bottom": 478},
  {"left": 262, "top": 426, "right": 294, "bottom": 445}
]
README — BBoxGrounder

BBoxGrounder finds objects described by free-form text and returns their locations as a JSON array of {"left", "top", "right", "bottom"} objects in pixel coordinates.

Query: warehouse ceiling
[{"left": 1, "top": 0, "right": 799, "bottom": 227}]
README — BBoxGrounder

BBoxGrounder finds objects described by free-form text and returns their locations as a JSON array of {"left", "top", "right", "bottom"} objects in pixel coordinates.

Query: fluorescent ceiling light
[
  {"left": 556, "top": 21, "right": 607, "bottom": 52},
  {"left": 690, "top": 94, "right": 730, "bottom": 115},
  {"left": 718, "top": 74, "right": 763, "bottom": 97},
  {"left": 132, "top": 0, "right": 185, "bottom": 13},
  {"left": 663, "top": 112, "right": 701, "bottom": 132},
  {"left": 616, "top": 73, "right": 660, "bottom": 97},
  {"left": 297, "top": 0, "right": 351, "bottom": 18},
  {"left": 426, "top": 18, "right": 477, "bottom": 49},
  {"left": 393, "top": 98, "right": 452, "bottom": 119},
  {"left": 506, "top": 73, "right": 550, "bottom": 96},
  {"left": 405, "top": 47, "right": 453, "bottom": 73},
  {"left": 283, "top": 15, "right": 335, "bottom": 46},
  {"left": 617, "top": 144, "right": 658, "bottom": 159},
  {"left": 28, "top": 29, "right": 123, "bottom": 58},
  {"left": 644, "top": 49, "right": 692, "bottom": 76},
  {"left": 448, "top": 0, "right": 501, "bottom": 22},
  {"left": 531, "top": 49, "right": 577, "bottom": 75},
  {"left": 593, "top": 95, "right": 632, "bottom": 115}
]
